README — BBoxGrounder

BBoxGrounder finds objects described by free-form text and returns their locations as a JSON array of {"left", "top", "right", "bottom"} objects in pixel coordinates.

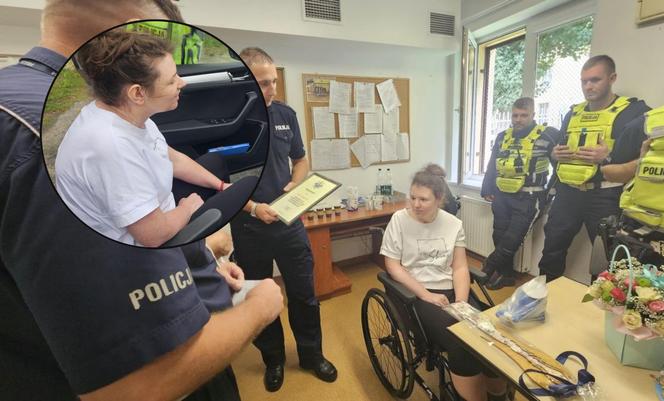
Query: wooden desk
[
  {"left": 449, "top": 277, "right": 658, "bottom": 401},
  {"left": 303, "top": 201, "right": 407, "bottom": 300}
]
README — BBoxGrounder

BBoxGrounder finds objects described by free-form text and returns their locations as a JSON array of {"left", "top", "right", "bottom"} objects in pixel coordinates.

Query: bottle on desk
[
  {"left": 376, "top": 168, "right": 384, "bottom": 195},
  {"left": 384, "top": 168, "right": 393, "bottom": 199}
]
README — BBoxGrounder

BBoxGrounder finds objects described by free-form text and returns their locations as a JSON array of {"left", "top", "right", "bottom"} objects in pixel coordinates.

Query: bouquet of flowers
[{"left": 582, "top": 255, "right": 664, "bottom": 340}]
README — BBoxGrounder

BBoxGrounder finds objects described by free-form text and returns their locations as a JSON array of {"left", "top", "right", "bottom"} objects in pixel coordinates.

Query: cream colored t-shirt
[{"left": 380, "top": 208, "right": 466, "bottom": 290}]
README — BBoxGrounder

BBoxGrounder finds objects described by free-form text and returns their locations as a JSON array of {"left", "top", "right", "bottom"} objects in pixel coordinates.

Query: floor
[{"left": 232, "top": 255, "right": 531, "bottom": 401}]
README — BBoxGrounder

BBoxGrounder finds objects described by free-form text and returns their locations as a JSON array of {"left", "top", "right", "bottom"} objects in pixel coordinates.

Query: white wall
[
  {"left": 591, "top": 0, "right": 664, "bottom": 107},
  {"left": 0, "top": 24, "right": 40, "bottom": 55},
  {"left": 182, "top": 0, "right": 459, "bottom": 50}
]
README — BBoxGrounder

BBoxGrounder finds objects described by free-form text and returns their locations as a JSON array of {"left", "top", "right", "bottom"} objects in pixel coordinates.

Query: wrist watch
[
  {"left": 600, "top": 155, "right": 612, "bottom": 166},
  {"left": 250, "top": 202, "right": 258, "bottom": 218}
]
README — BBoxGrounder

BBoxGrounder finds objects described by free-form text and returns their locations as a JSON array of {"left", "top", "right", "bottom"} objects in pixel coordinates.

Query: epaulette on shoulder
[{"left": 272, "top": 101, "right": 296, "bottom": 114}]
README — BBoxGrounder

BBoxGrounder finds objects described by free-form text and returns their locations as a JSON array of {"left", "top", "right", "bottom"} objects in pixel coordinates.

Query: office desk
[
  {"left": 303, "top": 201, "right": 407, "bottom": 300},
  {"left": 449, "top": 277, "right": 658, "bottom": 401}
]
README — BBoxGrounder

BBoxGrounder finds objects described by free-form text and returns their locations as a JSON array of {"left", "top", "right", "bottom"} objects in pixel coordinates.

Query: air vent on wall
[
  {"left": 430, "top": 12, "right": 455, "bottom": 36},
  {"left": 303, "top": 0, "right": 341, "bottom": 22}
]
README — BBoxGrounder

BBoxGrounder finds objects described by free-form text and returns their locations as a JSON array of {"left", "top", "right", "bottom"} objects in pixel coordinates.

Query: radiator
[
  {"left": 457, "top": 196, "right": 495, "bottom": 257},
  {"left": 457, "top": 195, "right": 539, "bottom": 273}
]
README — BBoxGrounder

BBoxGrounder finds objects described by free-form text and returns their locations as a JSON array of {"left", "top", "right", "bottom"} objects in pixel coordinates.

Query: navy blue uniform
[
  {"left": 539, "top": 97, "right": 650, "bottom": 280},
  {"left": 230, "top": 101, "right": 322, "bottom": 366},
  {"left": 0, "top": 47, "right": 238, "bottom": 400},
  {"left": 481, "top": 123, "right": 560, "bottom": 279}
]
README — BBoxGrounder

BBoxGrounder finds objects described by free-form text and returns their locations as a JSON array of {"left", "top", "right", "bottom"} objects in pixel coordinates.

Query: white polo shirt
[
  {"left": 380, "top": 208, "right": 466, "bottom": 290},
  {"left": 55, "top": 101, "right": 175, "bottom": 245}
]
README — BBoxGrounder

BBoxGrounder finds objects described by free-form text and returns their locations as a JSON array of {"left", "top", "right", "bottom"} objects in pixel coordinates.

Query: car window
[{"left": 129, "top": 22, "right": 236, "bottom": 65}]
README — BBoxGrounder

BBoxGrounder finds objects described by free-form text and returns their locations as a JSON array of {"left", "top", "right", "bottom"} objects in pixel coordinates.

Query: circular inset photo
[{"left": 41, "top": 20, "right": 269, "bottom": 248}]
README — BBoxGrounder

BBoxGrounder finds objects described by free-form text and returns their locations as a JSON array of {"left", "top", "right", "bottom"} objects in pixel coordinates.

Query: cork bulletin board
[{"left": 301, "top": 73, "right": 410, "bottom": 170}]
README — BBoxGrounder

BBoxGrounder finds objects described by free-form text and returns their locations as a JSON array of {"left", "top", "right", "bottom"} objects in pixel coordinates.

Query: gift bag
[
  {"left": 604, "top": 311, "right": 664, "bottom": 370},
  {"left": 603, "top": 245, "right": 664, "bottom": 370}
]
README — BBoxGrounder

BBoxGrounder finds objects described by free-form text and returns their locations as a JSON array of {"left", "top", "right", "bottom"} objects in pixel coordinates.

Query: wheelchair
[
  {"left": 591, "top": 214, "right": 664, "bottom": 277},
  {"left": 361, "top": 268, "right": 495, "bottom": 401}
]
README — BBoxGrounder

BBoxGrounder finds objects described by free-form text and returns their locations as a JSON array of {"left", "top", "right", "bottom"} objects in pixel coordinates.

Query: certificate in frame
[{"left": 269, "top": 173, "right": 341, "bottom": 225}]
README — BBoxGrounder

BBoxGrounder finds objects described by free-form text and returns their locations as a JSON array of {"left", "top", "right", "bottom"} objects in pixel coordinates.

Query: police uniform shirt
[
  {"left": 611, "top": 113, "right": 647, "bottom": 164},
  {"left": 481, "top": 122, "right": 560, "bottom": 197},
  {"left": 557, "top": 97, "right": 650, "bottom": 184},
  {"left": 251, "top": 101, "right": 306, "bottom": 204},
  {"left": 0, "top": 47, "right": 230, "bottom": 399}
]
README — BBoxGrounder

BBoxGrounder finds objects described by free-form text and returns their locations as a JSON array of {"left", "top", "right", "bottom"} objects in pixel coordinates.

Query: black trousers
[
  {"left": 183, "top": 367, "right": 241, "bottom": 401},
  {"left": 230, "top": 215, "right": 322, "bottom": 366},
  {"left": 485, "top": 191, "right": 543, "bottom": 277},
  {"left": 539, "top": 184, "right": 622, "bottom": 281},
  {"left": 171, "top": 152, "right": 258, "bottom": 228}
]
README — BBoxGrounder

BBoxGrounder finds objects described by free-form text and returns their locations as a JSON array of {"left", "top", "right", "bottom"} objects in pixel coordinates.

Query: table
[
  {"left": 303, "top": 201, "right": 407, "bottom": 300},
  {"left": 448, "top": 277, "right": 658, "bottom": 401}
]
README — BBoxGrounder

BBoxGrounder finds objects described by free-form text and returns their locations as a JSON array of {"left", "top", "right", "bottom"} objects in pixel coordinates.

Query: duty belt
[
  {"left": 570, "top": 181, "right": 623, "bottom": 192},
  {"left": 520, "top": 186, "right": 545, "bottom": 193}
]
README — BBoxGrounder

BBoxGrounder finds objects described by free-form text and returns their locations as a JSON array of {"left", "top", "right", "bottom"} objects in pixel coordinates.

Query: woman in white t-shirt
[
  {"left": 381, "top": 164, "right": 506, "bottom": 401},
  {"left": 55, "top": 29, "right": 250, "bottom": 247}
]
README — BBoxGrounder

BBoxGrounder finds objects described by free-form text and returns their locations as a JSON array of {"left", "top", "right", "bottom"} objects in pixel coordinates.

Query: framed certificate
[{"left": 270, "top": 173, "right": 341, "bottom": 225}]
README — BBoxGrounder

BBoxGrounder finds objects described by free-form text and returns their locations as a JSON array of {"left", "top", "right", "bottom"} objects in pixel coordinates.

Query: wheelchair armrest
[
  {"left": 469, "top": 266, "right": 488, "bottom": 285},
  {"left": 377, "top": 271, "right": 417, "bottom": 305},
  {"left": 163, "top": 208, "right": 223, "bottom": 247}
]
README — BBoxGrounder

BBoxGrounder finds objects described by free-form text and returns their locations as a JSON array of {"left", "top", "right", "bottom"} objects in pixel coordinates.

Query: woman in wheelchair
[{"left": 380, "top": 164, "right": 507, "bottom": 401}]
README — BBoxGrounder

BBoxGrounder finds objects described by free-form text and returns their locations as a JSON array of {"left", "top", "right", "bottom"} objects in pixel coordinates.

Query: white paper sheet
[
  {"left": 338, "top": 112, "right": 358, "bottom": 138},
  {"left": 231, "top": 280, "right": 260, "bottom": 306},
  {"left": 381, "top": 132, "right": 398, "bottom": 162},
  {"left": 382, "top": 107, "right": 400, "bottom": 134},
  {"left": 397, "top": 132, "right": 410, "bottom": 160},
  {"left": 354, "top": 81, "right": 376, "bottom": 113},
  {"left": 364, "top": 134, "right": 382, "bottom": 166},
  {"left": 376, "top": 79, "right": 401, "bottom": 113},
  {"left": 312, "top": 106, "right": 336, "bottom": 139},
  {"left": 363, "top": 104, "right": 383, "bottom": 134},
  {"left": 311, "top": 139, "right": 350, "bottom": 170},
  {"left": 328, "top": 80, "right": 353, "bottom": 114},
  {"left": 350, "top": 136, "right": 369, "bottom": 169}
]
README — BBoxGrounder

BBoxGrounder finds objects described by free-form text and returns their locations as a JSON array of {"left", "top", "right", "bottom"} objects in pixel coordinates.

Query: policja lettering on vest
[
  {"left": 129, "top": 267, "right": 194, "bottom": 310},
  {"left": 620, "top": 106, "right": 664, "bottom": 229}
]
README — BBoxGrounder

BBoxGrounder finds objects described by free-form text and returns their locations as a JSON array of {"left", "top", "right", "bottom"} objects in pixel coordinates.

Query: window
[
  {"left": 463, "top": 30, "right": 526, "bottom": 177},
  {"left": 130, "top": 22, "right": 236, "bottom": 65},
  {"left": 534, "top": 16, "right": 594, "bottom": 128},
  {"left": 460, "top": 14, "right": 594, "bottom": 185}
]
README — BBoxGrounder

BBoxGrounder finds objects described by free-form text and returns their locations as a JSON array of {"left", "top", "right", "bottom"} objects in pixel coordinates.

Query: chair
[{"left": 360, "top": 269, "right": 493, "bottom": 400}]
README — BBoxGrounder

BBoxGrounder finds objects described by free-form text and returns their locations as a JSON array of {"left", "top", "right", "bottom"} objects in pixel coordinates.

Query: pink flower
[
  {"left": 598, "top": 271, "right": 615, "bottom": 281},
  {"left": 648, "top": 300, "right": 664, "bottom": 313},
  {"left": 610, "top": 287, "right": 627, "bottom": 303},
  {"left": 622, "top": 278, "right": 638, "bottom": 288}
]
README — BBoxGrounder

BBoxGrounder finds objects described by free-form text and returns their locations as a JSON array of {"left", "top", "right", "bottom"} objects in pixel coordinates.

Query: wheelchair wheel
[{"left": 361, "top": 288, "right": 415, "bottom": 398}]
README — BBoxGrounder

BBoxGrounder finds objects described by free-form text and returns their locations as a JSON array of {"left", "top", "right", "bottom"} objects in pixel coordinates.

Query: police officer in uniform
[
  {"left": 481, "top": 97, "right": 560, "bottom": 289},
  {"left": 0, "top": 2, "right": 283, "bottom": 400},
  {"left": 231, "top": 47, "right": 338, "bottom": 392},
  {"left": 538, "top": 55, "right": 650, "bottom": 281},
  {"left": 601, "top": 106, "right": 664, "bottom": 267},
  {"left": 181, "top": 28, "right": 203, "bottom": 64}
]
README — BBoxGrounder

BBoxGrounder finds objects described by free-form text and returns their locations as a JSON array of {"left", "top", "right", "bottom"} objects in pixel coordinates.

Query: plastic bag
[{"left": 496, "top": 275, "right": 548, "bottom": 324}]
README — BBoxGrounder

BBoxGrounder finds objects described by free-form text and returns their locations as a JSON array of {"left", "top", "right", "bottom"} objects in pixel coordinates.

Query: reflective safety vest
[
  {"left": 557, "top": 96, "right": 631, "bottom": 186},
  {"left": 620, "top": 106, "right": 664, "bottom": 229},
  {"left": 182, "top": 32, "right": 203, "bottom": 64},
  {"left": 495, "top": 124, "right": 550, "bottom": 193}
]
